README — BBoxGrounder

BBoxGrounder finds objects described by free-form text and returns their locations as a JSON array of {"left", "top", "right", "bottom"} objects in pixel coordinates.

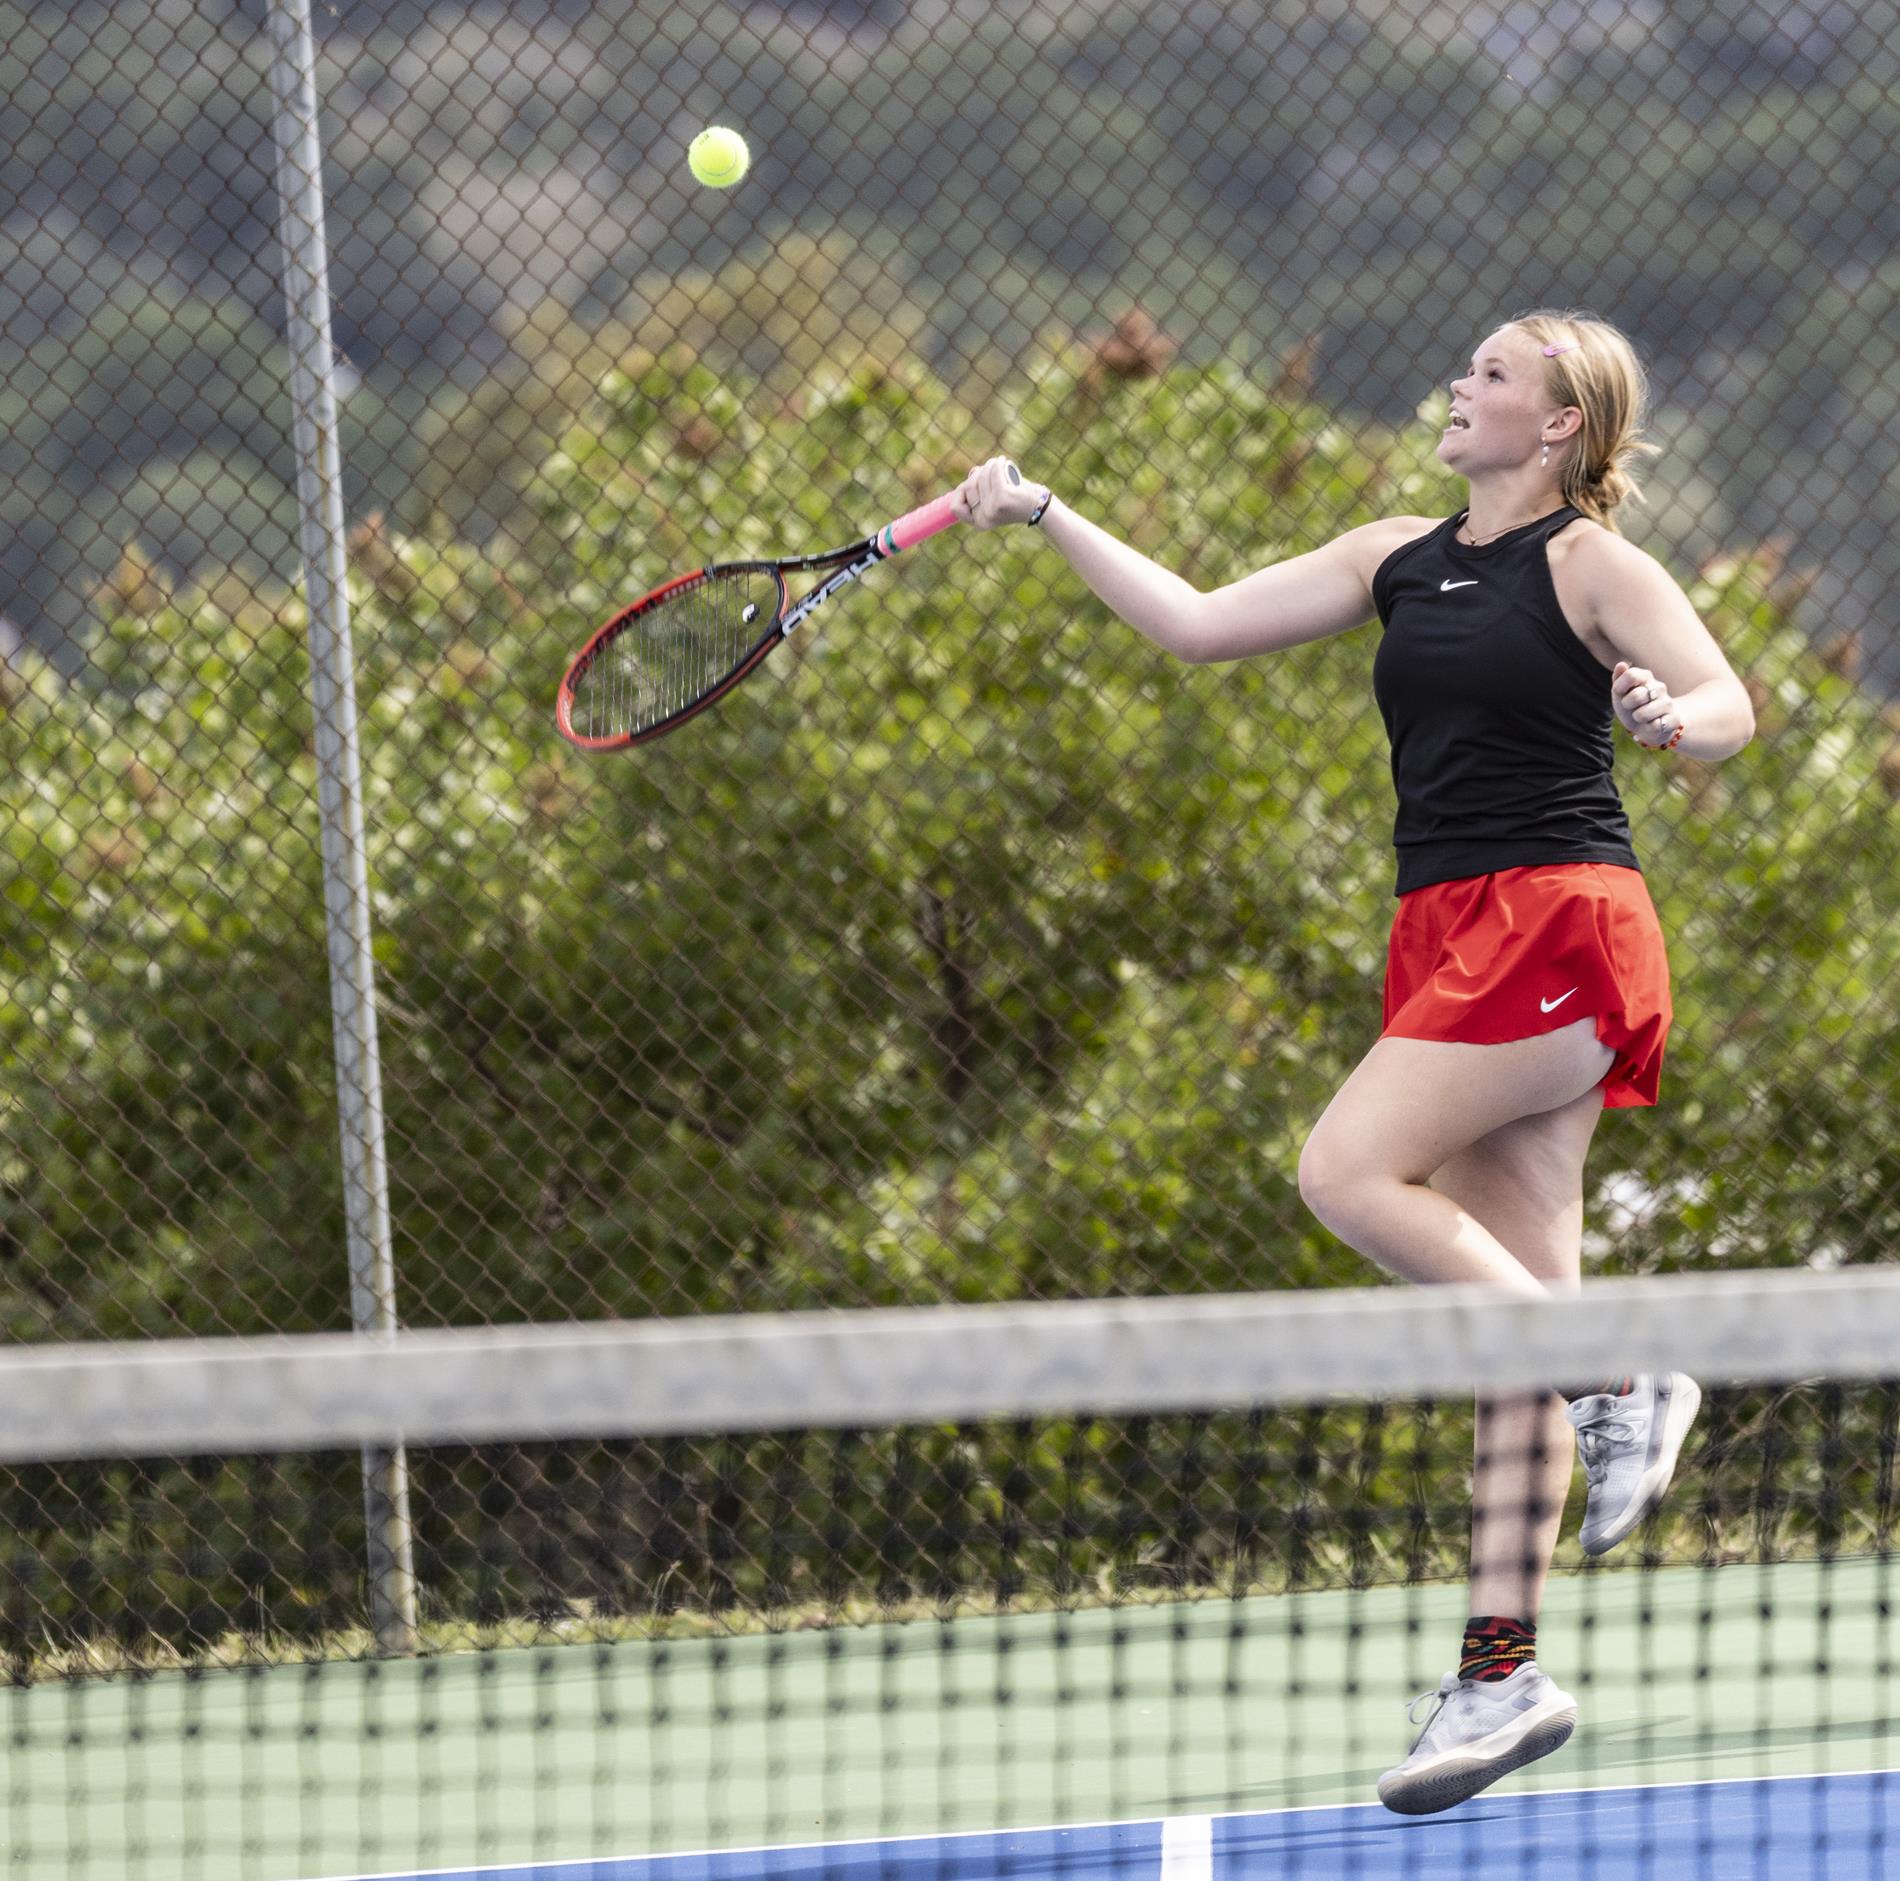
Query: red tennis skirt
[{"left": 1381, "top": 863, "right": 1672, "bottom": 1109}]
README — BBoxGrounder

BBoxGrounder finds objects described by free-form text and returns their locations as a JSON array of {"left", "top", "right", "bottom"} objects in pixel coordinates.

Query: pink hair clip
[{"left": 1542, "top": 341, "right": 1579, "bottom": 356}]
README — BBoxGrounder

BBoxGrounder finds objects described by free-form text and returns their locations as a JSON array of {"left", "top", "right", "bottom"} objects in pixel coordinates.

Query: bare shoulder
[
  {"left": 1549, "top": 518, "right": 1678, "bottom": 589},
  {"left": 1549, "top": 520, "right": 1699, "bottom": 664},
  {"left": 1550, "top": 521, "right": 1685, "bottom": 620},
  {"left": 1337, "top": 513, "right": 1442, "bottom": 582}
]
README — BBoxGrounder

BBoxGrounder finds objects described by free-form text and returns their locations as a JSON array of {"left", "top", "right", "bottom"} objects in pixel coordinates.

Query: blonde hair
[{"left": 1508, "top": 308, "right": 1658, "bottom": 533}]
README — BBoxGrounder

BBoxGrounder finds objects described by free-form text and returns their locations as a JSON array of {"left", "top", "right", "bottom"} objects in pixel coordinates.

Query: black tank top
[{"left": 1370, "top": 507, "right": 1638, "bottom": 896}]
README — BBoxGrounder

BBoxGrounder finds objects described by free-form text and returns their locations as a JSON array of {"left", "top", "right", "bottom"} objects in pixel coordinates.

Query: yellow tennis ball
[{"left": 688, "top": 126, "right": 750, "bottom": 189}]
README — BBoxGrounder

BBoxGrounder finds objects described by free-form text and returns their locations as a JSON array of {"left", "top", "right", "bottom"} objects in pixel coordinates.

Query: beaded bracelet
[{"left": 1026, "top": 488, "right": 1053, "bottom": 527}]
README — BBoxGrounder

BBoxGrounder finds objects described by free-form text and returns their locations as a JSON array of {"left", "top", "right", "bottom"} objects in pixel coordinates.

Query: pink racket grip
[{"left": 878, "top": 490, "right": 963, "bottom": 555}]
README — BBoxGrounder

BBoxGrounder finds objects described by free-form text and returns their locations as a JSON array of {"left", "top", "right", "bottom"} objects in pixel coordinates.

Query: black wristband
[{"left": 1026, "top": 488, "right": 1053, "bottom": 527}]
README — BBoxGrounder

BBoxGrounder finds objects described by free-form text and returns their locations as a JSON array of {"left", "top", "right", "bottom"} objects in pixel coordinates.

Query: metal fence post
[{"left": 263, "top": 0, "right": 418, "bottom": 1656}]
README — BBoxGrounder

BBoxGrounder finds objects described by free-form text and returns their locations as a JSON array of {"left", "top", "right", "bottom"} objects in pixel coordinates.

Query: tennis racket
[{"left": 556, "top": 469, "right": 1019, "bottom": 750}]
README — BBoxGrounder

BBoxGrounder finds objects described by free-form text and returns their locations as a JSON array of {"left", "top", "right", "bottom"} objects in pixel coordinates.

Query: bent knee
[{"left": 1298, "top": 1126, "right": 1367, "bottom": 1233}]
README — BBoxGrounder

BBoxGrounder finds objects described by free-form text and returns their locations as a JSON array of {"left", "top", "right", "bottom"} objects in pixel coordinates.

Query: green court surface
[{"left": 4, "top": 1557, "right": 1893, "bottom": 1881}]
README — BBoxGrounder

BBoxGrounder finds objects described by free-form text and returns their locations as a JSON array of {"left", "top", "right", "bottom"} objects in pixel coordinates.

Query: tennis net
[{"left": 2, "top": 1268, "right": 1897, "bottom": 1879}]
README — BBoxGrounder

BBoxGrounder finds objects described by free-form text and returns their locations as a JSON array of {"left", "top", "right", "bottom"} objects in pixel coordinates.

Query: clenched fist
[
  {"left": 1612, "top": 661, "right": 1683, "bottom": 749},
  {"left": 955, "top": 456, "right": 1050, "bottom": 531}
]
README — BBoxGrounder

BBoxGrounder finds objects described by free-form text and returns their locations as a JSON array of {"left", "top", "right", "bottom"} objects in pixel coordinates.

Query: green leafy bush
[{"left": 3, "top": 344, "right": 1895, "bottom": 1654}]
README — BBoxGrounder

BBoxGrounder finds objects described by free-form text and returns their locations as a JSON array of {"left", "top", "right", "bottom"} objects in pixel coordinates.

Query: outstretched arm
[{"left": 955, "top": 456, "right": 1426, "bottom": 663}]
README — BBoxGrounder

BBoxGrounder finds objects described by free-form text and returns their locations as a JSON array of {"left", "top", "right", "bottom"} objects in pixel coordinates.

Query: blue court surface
[{"left": 350, "top": 1770, "right": 1900, "bottom": 1880}]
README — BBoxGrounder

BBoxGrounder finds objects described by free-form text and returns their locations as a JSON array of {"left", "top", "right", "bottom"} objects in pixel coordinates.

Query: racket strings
[{"left": 575, "top": 568, "right": 780, "bottom": 740}]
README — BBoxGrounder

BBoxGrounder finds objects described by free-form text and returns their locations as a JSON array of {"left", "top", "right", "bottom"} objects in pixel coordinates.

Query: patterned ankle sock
[
  {"left": 1459, "top": 1614, "right": 1537, "bottom": 1683},
  {"left": 1563, "top": 1376, "right": 1634, "bottom": 1401}
]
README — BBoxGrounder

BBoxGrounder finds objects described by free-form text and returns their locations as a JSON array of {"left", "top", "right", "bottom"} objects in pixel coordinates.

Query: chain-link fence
[{"left": 3, "top": 0, "right": 1899, "bottom": 1661}]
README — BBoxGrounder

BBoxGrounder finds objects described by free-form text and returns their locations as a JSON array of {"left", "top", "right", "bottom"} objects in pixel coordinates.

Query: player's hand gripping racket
[{"left": 556, "top": 468, "right": 1021, "bottom": 750}]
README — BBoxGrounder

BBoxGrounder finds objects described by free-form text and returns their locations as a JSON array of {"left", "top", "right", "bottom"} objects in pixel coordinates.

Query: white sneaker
[
  {"left": 1565, "top": 1371, "right": 1702, "bottom": 1556},
  {"left": 1376, "top": 1662, "right": 1578, "bottom": 1816}
]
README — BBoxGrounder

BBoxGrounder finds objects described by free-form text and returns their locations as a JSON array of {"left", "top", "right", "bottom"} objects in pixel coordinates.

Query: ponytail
[{"left": 1511, "top": 308, "right": 1659, "bottom": 533}]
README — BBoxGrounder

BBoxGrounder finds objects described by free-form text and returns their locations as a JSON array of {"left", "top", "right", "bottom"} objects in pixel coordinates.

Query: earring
[{"left": 1540, "top": 440, "right": 1550, "bottom": 469}]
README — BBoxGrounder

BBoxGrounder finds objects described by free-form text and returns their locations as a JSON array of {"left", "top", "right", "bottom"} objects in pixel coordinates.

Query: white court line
[
  {"left": 303, "top": 1810, "right": 1173, "bottom": 1881},
  {"left": 302, "top": 1763, "right": 1900, "bottom": 1881},
  {"left": 1159, "top": 1813, "right": 1214, "bottom": 1880}
]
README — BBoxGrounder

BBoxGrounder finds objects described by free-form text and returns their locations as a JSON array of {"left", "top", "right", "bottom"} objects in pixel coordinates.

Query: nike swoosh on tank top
[{"left": 1370, "top": 506, "right": 1640, "bottom": 896}]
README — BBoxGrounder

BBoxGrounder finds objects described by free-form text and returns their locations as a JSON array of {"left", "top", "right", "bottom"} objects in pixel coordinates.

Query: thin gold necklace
[{"left": 1459, "top": 507, "right": 1555, "bottom": 546}]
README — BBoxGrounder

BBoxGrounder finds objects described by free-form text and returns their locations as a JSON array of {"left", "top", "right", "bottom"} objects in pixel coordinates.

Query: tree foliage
[
  {"left": 4, "top": 335, "right": 1896, "bottom": 1654},
  {"left": 4, "top": 344, "right": 1896, "bottom": 1344}
]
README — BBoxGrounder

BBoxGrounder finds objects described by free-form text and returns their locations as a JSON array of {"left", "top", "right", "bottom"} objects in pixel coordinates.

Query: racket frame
[{"left": 556, "top": 491, "right": 962, "bottom": 752}]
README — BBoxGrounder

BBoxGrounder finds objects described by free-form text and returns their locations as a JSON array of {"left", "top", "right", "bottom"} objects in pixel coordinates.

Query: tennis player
[{"left": 956, "top": 308, "right": 1755, "bottom": 1814}]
